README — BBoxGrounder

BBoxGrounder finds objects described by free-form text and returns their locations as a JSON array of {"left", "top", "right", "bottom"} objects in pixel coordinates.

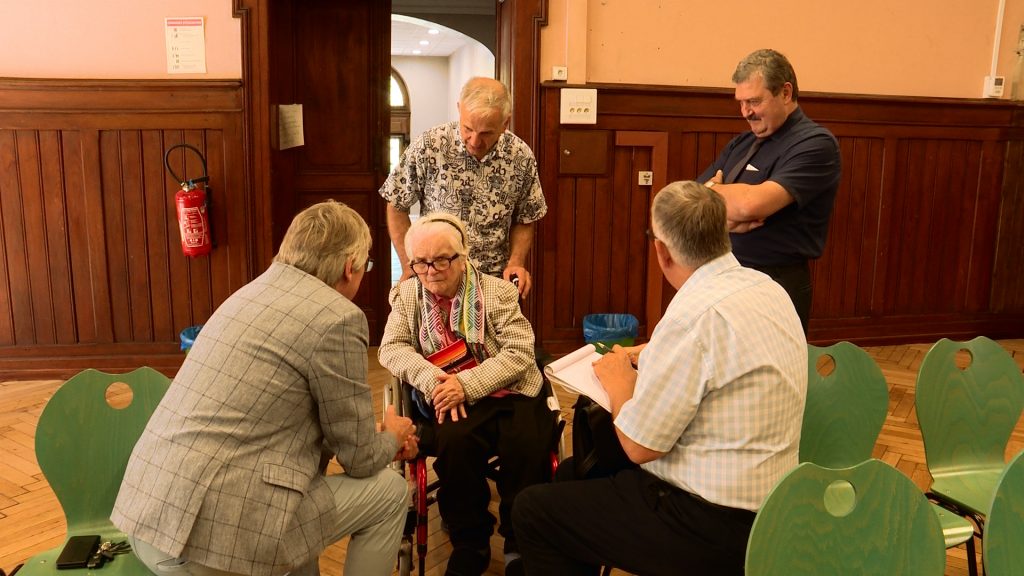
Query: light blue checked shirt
[{"left": 615, "top": 253, "right": 807, "bottom": 511}]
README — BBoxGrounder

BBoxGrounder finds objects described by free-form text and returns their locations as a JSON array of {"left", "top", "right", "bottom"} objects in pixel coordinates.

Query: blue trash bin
[
  {"left": 583, "top": 314, "right": 639, "bottom": 349},
  {"left": 179, "top": 324, "right": 203, "bottom": 353}
]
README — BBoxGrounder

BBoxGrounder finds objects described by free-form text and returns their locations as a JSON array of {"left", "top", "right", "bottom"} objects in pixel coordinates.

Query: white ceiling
[{"left": 392, "top": 16, "right": 472, "bottom": 58}]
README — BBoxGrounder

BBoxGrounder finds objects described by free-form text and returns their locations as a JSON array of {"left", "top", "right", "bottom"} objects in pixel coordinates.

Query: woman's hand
[{"left": 433, "top": 372, "right": 468, "bottom": 424}]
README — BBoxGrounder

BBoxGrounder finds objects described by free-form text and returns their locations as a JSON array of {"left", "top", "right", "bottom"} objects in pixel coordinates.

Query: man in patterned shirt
[
  {"left": 379, "top": 77, "right": 546, "bottom": 298},
  {"left": 513, "top": 181, "right": 807, "bottom": 575}
]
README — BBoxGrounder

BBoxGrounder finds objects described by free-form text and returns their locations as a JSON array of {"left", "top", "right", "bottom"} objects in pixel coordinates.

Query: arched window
[{"left": 389, "top": 69, "right": 411, "bottom": 171}]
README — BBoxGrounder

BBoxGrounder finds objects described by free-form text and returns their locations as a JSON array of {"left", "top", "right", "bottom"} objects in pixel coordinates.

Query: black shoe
[{"left": 445, "top": 544, "right": 491, "bottom": 576}]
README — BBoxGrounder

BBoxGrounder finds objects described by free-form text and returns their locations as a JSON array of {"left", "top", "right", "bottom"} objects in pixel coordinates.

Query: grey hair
[
  {"left": 274, "top": 200, "right": 371, "bottom": 286},
  {"left": 459, "top": 77, "right": 512, "bottom": 122},
  {"left": 405, "top": 212, "right": 470, "bottom": 262},
  {"left": 651, "top": 181, "right": 731, "bottom": 268},
  {"left": 732, "top": 49, "right": 799, "bottom": 100}
]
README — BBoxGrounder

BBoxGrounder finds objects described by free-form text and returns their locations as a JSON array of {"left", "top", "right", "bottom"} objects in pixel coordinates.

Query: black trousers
[
  {"left": 748, "top": 261, "right": 812, "bottom": 334},
  {"left": 512, "top": 466, "right": 755, "bottom": 576},
  {"left": 430, "top": 392, "right": 555, "bottom": 550}
]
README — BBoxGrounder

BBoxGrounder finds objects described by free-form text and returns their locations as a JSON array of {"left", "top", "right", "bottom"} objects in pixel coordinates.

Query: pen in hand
[{"left": 593, "top": 341, "right": 639, "bottom": 369}]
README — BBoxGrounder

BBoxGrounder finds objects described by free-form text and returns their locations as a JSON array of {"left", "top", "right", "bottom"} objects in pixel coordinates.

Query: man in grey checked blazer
[{"left": 112, "top": 201, "right": 417, "bottom": 576}]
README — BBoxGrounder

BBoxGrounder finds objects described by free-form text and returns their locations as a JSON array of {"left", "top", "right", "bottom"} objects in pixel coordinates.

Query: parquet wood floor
[{"left": 2, "top": 340, "right": 1022, "bottom": 575}]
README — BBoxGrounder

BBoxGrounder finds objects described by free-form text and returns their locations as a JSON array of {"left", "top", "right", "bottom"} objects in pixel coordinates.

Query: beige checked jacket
[{"left": 111, "top": 263, "right": 398, "bottom": 576}]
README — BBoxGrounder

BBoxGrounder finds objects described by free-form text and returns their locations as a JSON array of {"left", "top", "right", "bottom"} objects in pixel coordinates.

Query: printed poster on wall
[{"left": 165, "top": 17, "right": 207, "bottom": 74}]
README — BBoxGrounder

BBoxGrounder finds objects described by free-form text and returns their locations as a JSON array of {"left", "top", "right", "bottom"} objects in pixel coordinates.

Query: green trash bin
[{"left": 583, "top": 314, "right": 638, "bottom": 350}]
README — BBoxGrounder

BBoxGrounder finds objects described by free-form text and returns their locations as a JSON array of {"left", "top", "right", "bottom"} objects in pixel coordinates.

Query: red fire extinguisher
[{"left": 165, "top": 144, "right": 213, "bottom": 257}]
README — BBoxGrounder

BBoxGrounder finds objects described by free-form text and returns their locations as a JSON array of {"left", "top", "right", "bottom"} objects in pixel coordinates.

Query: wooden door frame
[{"left": 233, "top": 0, "right": 549, "bottom": 270}]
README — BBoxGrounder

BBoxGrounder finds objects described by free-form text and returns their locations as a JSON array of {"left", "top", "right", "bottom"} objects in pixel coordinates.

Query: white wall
[
  {"left": 447, "top": 42, "right": 496, "bottom": 120},
  {"left": 392, "top": 56, "right": 452, "bottom": 141},
  {"left": 0, "top": 0, "right": 241, "bottom": 79}
]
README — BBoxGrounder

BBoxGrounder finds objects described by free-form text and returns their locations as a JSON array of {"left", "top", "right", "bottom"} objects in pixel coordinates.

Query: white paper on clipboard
[{"left": 544, "top": 344, "right": 610, "bottom": 411}]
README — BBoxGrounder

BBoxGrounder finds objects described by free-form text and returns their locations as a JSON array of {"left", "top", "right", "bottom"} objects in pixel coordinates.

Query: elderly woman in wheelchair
[{"left": 378, "top": 212, "right": 556, "bottom": 576}]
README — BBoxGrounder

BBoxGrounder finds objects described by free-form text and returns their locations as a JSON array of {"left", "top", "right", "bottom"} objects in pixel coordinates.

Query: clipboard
[{"left": 543, "top": 343, "right": 611, "bottom": 411}]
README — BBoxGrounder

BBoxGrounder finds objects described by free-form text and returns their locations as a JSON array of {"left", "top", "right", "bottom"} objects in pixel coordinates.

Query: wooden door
[
  {"left": 267, "top": 0, "right": 392, "bottom": 341},
  {"left": 536, "top": 106, "right": 670, "bottom": 353}
]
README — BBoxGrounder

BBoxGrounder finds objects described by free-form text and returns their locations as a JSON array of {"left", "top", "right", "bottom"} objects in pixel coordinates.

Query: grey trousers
[{"left": 131, "top": 467, "right": 407, "bottom": 576}]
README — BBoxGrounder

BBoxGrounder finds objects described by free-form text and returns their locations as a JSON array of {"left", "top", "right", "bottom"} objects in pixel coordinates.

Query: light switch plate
[{"left": 560, "top": 88, "right": 598, "bottom": 124}]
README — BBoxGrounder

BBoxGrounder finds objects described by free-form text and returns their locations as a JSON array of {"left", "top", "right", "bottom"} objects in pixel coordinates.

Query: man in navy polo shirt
[{"left": 700, "top": 48, "right": 841, "bottom": 333}]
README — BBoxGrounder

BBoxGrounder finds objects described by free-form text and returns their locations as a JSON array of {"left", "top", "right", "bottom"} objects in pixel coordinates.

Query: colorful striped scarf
[{"left": 417, "top": 259, "right": 488, "bottom": 363}]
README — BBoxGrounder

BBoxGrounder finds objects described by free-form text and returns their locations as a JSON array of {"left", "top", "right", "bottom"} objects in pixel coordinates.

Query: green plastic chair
[
  {"left": 915, "top": 337, "right": 1024, "bottom": 522},
  {"left": 983, "top": 450, "right": 1024, "bottom": 575},
  {"left": 16, "top": 368, "right": 170, "bottom": 576},
  {"left": 801, "top": 342, "right": 890, "bottom": 468},
  {"left": 803, "top": 342, "right": 977, "bottom": 574},
  {"left": 746, "top": 459, "right": 947, "bottom": 575}
]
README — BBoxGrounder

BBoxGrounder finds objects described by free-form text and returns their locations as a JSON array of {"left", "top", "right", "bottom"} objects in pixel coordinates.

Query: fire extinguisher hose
[{"left": 164, "top": 143, "right": 209, "bottom": 189}]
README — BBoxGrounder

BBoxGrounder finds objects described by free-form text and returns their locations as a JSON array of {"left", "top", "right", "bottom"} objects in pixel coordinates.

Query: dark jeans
[
  {"left": 430, "top": 392, "right": 555, "bottom": 550},
  {"left": 748, "top": 261, "right": 812, "bottom": 334},
  {"left": 512, "top": 466, "right": 755, "bottom": 576}
]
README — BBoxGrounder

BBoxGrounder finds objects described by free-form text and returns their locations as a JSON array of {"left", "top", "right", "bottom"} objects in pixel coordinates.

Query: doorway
[
  {"left": 235, "top": 0, "right": 547, "bottom": 342},
  {"left": 387, "top": 13, "right": 496, "bottom": 286}
]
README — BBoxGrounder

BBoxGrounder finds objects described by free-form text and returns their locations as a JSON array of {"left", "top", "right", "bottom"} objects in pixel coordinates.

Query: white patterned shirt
[
  {"left": 615, "top": 253, "right": 807, "bottom": 511},
  {"left": 379, "top": 122, "right": 547, "bottom": 276}
]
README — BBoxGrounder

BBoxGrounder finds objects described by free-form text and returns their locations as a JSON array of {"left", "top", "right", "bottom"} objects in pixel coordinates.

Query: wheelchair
[{"left": 384, "top": 376, "right": 566, "bottom": 576}]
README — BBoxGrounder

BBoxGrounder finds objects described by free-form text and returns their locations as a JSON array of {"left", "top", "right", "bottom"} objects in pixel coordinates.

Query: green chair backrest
[
  {"left": 983, "top": 450, "right": 1024, "bottom": 575},
  {"left": 746, "top": 459, "right": 946, "bottom": 575},
  {"left": 915, "top": 337, "right": 1024, "bottom": 477},
  {"left": 35, "top": 367, "right": 170, "bottom": 532},
  {"left": 801, "top": 342, "right": 889, "bottom": 468}
]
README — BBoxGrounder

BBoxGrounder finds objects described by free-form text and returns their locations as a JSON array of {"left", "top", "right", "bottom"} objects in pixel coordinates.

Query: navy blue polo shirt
[{"left": 699, "top": 107, "right": 841, "bottom": 267}]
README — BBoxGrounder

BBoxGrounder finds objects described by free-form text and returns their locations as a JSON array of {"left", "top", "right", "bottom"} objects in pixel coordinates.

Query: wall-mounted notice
[
  {"left": 278, "top": 104, "right": 305, "bottom": 150},
  {"left": 165, "top": 17, "right": 207, "bottom": 74}
]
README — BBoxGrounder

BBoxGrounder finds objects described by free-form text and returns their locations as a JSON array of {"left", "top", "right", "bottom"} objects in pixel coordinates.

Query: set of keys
[{"left": 86, "top": 540, "right": 131, "bottom": 569}]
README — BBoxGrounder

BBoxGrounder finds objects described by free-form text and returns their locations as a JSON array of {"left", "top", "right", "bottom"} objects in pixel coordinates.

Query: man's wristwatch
[{"left": 705, "top": 180, "right": 716, "bottom": 188}]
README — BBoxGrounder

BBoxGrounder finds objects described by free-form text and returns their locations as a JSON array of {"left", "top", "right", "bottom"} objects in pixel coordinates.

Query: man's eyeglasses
[
  {"left": 364, "top": 257, "right": 374, "bottom": 272},
  {"left": 410, "top": 254, "right": 460, "bottom": 274},
  {"left": 645, "top": 228, "right": 659, "bottom": 243}
]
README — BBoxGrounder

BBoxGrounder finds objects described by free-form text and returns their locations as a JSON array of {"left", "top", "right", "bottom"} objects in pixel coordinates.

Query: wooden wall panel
[
  {"left": 993, "top": 138, "right": 1024, "bottom": 312},
  {"left": 537, "top": 126, "right": 664, "bottom": 353},
  {"left": 536, "top": 84, "right": 1024, "bottom": 350},
  {"left": 0, "top": 80, "right": 248, "bottom": 379}
]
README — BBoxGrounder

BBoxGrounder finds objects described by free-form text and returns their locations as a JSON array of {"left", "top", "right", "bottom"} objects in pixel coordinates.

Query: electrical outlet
[
  {"left": 559, "top": 88, "right": 598, "bottom": 124},
  {"left": 552, "top": 66, "right": 568, "bottom": 81},
  {"left": 984, "top": 75, "right": 1005, "bottom": 98}
]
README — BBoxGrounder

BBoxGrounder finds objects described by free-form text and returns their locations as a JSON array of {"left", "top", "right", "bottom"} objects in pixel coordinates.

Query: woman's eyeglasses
[
  {"left": 410, "top": 254, "right": 460, "bottom": 274},
  {"left": 364, "top": 257, "right": 374, "bottom": 272}
]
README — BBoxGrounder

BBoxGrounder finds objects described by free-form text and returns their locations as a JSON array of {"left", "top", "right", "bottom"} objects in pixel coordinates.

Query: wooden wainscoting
[
  {"left": 0, "top": 79, "right": 250, "bottom": 379},
  {"left": 535, "top": 84, "right": 1024, "bottom": 354}
]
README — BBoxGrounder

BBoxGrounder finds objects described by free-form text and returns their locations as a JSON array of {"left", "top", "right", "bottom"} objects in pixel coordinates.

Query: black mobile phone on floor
[{"left": 56, "top": 535, "right": 100, "bottom": 569}]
